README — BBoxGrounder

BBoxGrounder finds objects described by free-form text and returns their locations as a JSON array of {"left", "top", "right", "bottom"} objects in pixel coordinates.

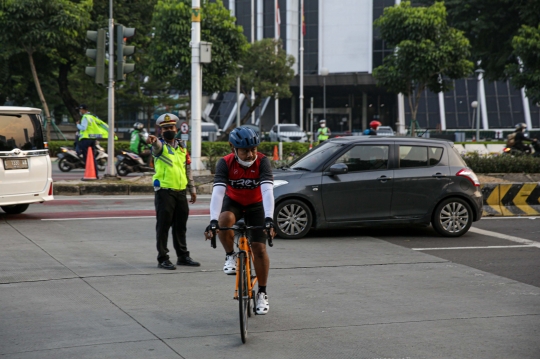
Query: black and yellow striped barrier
[{"left": 481, "top": 183, "right": 540, "bottom": 216}]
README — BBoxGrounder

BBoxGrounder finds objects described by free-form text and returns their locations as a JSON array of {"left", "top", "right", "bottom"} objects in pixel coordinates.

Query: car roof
[
  {"left": 0, "top": 106, "right": 42, "bottom": 115},
  {"left": 329, "top": 136, "right": 453, "bottom": 145}
]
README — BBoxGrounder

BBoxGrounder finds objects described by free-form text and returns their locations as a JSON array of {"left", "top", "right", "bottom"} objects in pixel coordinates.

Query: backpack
[{"left": 506, "top": 133, "right": 516, "bottom": 147}]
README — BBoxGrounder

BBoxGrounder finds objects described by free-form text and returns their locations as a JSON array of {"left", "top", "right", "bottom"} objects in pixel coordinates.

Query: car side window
[
  {"left": 429, "top": 147, "right": 444, "bottom": 166},
  {"left": 399, "top": 146, "right": 428, "bottom": 168},
  {"left": 335, "top": 145, "right": 389, "bottom": 172}
]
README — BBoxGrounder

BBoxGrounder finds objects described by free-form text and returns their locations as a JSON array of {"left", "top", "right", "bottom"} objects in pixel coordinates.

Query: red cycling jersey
[{"left": 213, "top": 152, "right": 273, "bottom": 206}]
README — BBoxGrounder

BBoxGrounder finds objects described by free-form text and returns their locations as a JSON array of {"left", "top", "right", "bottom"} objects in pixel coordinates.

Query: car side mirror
[{"left": 328, "top": 163, "right": 348, "bottom": 176}]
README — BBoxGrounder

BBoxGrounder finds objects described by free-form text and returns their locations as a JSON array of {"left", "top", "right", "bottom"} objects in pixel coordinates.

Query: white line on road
[
  {"left": 469, "top": 227, "right": 540, "bottom": 247},
  {"left": 481, "top": 216, "right": 538, "bottom": 220},
  {"left": 413, "top": 245, "right": 537, "bottom": 251},
  {"left": 41, "top": 214, "right": 210, "bottom": 221}
]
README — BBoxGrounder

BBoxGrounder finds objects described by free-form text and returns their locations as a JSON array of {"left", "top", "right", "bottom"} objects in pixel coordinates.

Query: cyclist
[
  {"left": 204, "top": 126, "right": 275, "bottom": 315},
  {"left": 364, "top": 120, "right": 381, "bottom": 135},
  {"left": 130, "top": 122, "right": 152, "bottom": 165}
]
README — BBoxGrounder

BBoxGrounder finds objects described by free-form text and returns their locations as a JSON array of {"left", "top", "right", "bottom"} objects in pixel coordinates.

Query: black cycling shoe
[
  {"left": 158, "top": 260, "right": 176, "bottom": 270},
  {"left": 177, "top": 257, "right": 201, "bottom": 267}
]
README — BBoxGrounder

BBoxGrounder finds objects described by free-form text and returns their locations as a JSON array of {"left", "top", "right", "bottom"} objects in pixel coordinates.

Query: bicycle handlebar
[{"left": 210, "top": 225, "right": 273, "bottom": 248}]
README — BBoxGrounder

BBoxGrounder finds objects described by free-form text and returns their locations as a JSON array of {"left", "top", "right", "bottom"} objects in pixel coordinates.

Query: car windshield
[
  {"left": 279, "top": 125, "right": 302, "bottom": 132},
  {"left": 289, "top": 142, "right": 344, "bottom": 171},
  {"left": 0, "top": 114, "right": 45, "bottom": 151}
]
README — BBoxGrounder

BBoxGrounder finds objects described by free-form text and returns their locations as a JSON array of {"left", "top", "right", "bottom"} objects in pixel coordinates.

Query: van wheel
[
  {"left": 1, "top": 204, "right": 30, "bottom": 214},
  {"left": 432, "top": 198, "right": 473, "bottom": 237},
  {"left": 274, "top": 199, "right": 312, "bottom": 239}
]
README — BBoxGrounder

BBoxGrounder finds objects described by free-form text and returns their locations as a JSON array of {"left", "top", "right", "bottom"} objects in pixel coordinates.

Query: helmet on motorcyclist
[
  {"left": 370, "top": 120, "right": 382, "bottom": 130},
  {"left": 133, "top": 122, "right": 144, "bottom": 130},
  {"left": 515, "top": 123, "right": 527, "bottom": 131}
]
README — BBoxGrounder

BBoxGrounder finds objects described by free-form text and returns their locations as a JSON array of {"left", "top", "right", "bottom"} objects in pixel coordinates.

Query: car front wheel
[
  {"left": 274, "top": 199, "right": 312, "bottom": 239},
  {"left": 432, "top": 198, "right": 473, "bottom": 237},
  {"left": 1, "top": 204, "right": 30, "bottom": 214}
]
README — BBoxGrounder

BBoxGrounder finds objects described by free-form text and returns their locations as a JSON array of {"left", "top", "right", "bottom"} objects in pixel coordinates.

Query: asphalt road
[{"left": 1, "top": 196, "right": 539, "bottom": 358}]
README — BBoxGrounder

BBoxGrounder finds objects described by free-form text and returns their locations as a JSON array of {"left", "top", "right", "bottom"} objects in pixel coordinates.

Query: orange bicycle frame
[{"left": 234, "top": 235, "right": 257, "bottom": 300}]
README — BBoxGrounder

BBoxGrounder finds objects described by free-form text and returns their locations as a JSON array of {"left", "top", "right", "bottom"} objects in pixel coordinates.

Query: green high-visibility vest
[
  {"left": 152, "top": 140, "right": 188, "bottom": 191},
  {"left": 79, "top": 114, "right": 110, "bottom": 139},
  {"left": 317, "top": 127, "right": 329, "bottom": 141}
]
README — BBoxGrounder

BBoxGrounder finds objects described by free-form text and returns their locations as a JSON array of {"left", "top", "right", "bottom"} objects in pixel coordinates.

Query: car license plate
[{"left": 3, "top": 158, "right": 29, "bottom": 170}]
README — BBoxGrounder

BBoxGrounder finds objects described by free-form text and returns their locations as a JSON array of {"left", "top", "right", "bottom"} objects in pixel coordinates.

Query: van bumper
[{"left": 0, "top": 179, "right": 54, "bottom": 206}]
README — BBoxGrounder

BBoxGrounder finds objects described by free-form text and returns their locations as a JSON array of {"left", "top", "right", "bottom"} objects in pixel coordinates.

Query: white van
[{"left": 0, "top": 106, "right": 53, "bottom": 214}]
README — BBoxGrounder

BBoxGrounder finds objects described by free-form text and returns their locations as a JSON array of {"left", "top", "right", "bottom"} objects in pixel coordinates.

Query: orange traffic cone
[
  {"left": 82, "top": 147, "right": 98, "bottom": 181},
  {"left": 273, "top": 145, "right": 279, "bottom": 161},
  {"left": 309, "top": 142, "right": 313, "bottom": 150}
]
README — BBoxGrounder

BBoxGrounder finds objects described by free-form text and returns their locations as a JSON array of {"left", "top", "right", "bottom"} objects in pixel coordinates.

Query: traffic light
[
  {"left": 85, "top": 29, "right": 106, "bottom": 85},
  {"left": 116, "top": 25, "right": 136, "bottom": 81}
]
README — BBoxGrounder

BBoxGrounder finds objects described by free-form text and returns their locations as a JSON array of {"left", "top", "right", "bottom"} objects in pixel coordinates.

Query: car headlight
[{"left": 273, "top": 180, "right": 289, "bottom": 188}]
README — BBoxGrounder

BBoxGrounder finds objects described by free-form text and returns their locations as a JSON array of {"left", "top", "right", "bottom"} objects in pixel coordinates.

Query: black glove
[
  {"left": 264, "top": 217, "right": 274, "bottom": 230},
  {"left": 206, "top": 220, "right": 218, "bottom": 233}
]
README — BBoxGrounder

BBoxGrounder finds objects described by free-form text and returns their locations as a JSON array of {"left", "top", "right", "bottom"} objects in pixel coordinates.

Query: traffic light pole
[{"left": 105, "top": 0, "right": 117, "bottom": 177}]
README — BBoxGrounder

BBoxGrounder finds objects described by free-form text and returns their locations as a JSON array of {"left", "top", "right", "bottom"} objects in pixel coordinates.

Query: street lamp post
[
  {"left": 236, "top": 65, "right": 243, "bottom": 128},
  {"left": 320, "top": 68, "right": 329, "bottom": 121},
  {"left": 475, "top": 69, "right": 484, "bottom": 141}
]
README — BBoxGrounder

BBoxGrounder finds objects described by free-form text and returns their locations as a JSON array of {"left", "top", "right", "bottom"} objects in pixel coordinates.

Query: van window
[{"left": 0, "top": 114, "right": 45, "bottom": 151}]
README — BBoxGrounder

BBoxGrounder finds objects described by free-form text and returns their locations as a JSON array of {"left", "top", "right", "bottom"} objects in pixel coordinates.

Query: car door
[
  {"left": 391, "top": 144, "right": 450, "bottom": 218},
  {"left": 321, "top": 143, "right": 394, "bottom": 221}
]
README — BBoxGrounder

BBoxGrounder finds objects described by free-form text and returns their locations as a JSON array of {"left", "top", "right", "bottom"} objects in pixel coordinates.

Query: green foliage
[
  {"left": 419, "top": 0, "right": 540, "bottom": 81},
  {"left": 149, "top": 0, "right": 248, "bottom": 93},
  {"left": 464, "top": 153, "right": 540, "bottom": 173},
  {"left": 372, "top": 1, "right": 473, "bottom": 133},
  {"left": 506, "top": 25, "right": 540, "bottom": 104}
]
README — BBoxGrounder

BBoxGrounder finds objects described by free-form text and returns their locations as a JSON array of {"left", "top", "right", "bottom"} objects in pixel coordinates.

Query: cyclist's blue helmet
[{"left": 229, "top": 127, "right": 260, "bottom": 148}]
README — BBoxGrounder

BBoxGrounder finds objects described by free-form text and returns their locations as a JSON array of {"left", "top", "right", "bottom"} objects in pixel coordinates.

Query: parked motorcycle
[
  {"left": 57, "top": 144, "right": 108, "bottom": 172},
  {"left": 116, "top": 151, "right": 154, "bottom": 176}
]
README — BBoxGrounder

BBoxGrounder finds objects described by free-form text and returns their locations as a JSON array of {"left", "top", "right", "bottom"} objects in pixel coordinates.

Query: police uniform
[
  {"left": 77, "top": 105, "right": 110, "bottom": 173},
  {"left": 152, "top": 114, "right": 199, "bottom": 269}
]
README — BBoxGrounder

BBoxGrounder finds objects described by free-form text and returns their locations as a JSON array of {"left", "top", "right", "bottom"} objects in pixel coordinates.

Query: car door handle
[
  {"left": 377, "top": 176, "right": 392, "bottom": 182},
  {"left": 432, "top": 173, "right": 446, "bottom": 178}
]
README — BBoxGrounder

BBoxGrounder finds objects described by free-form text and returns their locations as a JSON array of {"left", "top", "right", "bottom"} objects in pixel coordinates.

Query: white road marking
[
  {"left": 413, "top": 245, "right": 536, "bottom": 251},
  {"left": 469, "top": 227, "right": 540, "bottom": 247},
  {"left": 42, "top": 214, "right": 210, "bottom": 221},
  {"left": 481, "top": 216, "right": 538, "bottom": 220}
]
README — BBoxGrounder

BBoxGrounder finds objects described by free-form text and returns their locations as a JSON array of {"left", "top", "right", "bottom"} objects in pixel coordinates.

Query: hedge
[
  {"left": 464, "top": 153, "right": 540, "bottom": 173},
  {"left": 48, "top": 140, "right": 311, "bottom": 158}
]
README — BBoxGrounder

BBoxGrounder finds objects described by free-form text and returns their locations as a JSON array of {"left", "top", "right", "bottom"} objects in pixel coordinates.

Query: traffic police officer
[
  {"left": 147, "top": 113, "right": 200, "bottom": 269},
  {"left": 316, "top": 119, "right": 331, "bottom": 144},
  {"left": 76, "top": 104, "right": 110, "bottom": 174}
]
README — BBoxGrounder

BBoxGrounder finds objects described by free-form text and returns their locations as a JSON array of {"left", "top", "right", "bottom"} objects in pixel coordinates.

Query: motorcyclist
[
  {"left": 130, "top": 122, "right": 152, "bottom": 165},
  {"left": 511, "top": 123, "right": 534, "bottom": 154},
  {"left": 364, "top": 120, "right": 381, "bottom": 136}
]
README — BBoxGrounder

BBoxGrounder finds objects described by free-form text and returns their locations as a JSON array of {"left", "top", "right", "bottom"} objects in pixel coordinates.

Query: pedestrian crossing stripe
[{"left": 481, "top": 183, "right": 540, "bottom": 217}]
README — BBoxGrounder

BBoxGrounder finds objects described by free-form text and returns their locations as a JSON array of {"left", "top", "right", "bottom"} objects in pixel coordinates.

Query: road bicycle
[{"left": 210, "top": 219, "right": 273, "bottom": 343}]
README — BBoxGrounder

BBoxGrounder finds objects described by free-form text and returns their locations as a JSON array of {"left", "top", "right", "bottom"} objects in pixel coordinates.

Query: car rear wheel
[
  {"left": 274, "top": 199, "right": 312, "bottom": 239},
  {"left": 432, "top": 198, "right": 473, "bottom": 237},
  {"left": 1, "top": 204, "right": 30, "bottom": 214}
]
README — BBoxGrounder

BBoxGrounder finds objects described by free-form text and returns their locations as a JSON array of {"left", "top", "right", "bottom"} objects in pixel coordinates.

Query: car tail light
[
  {"left": 48, "top": 182, "right": 53, "bottom": 196},
  {"left": 456, "top": 168, "right": 480, "bottom": 187}
]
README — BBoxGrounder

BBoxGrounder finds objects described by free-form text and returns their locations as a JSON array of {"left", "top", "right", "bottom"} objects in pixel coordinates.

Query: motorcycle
[
  {"left": 502, "top": 138, "right": 539, "bottom": 157},
  {"left": 57, "top": 143, "right": 108, "bottom": 172},
  {"left": 116, "top": 151, "right": 154, "bottom": 176}
]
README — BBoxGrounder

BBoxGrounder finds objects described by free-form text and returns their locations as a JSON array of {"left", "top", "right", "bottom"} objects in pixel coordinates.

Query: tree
[
  {"left": 418, "top": 0, "right": 540, "bottom": 81},
  {"left": 235, "top": 38, "right": 295, "bottom": 128},
  {"left": 0, "top": 0, "right": 92, "bottom": 140},
  {"left": 506, "top": 25, "right": 540, "bottom": 104},
  {"left": 149, "top": 0, "right": 248, "bottom": 96},
  {"left": 372, "top": 1, "right": 473, "bottom": 136}
]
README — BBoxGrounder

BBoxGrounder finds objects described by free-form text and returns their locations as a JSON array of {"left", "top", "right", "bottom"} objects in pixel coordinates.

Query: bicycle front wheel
[{"left": 238, "top": 252, "right": 249, "bottom": 343}]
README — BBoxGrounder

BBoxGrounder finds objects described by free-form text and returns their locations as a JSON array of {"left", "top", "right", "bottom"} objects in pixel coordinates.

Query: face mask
[
  {"left": 162, "top": 130, "right": 175, "bottom": 140},
  {"left": 320, "top": 124, "right": 326, "bottom": 128},
  {"left": 234, "top": 149, "right": 257, "bottom": 168}
]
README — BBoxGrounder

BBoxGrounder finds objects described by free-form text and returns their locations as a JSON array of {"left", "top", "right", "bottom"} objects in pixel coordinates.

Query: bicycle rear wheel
[{"left": 238, "top": 252, "right": 249, "bottom": 343}]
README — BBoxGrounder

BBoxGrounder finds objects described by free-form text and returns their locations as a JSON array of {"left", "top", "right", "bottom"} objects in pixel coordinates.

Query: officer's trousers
[{"left": 155, "top": 188, "right": 189, "bottom": 262}]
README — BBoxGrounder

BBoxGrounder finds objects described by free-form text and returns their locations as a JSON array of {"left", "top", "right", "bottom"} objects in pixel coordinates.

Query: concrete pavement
[{"left": 1, "top": 197, "right": 539, "bottom": 358}]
